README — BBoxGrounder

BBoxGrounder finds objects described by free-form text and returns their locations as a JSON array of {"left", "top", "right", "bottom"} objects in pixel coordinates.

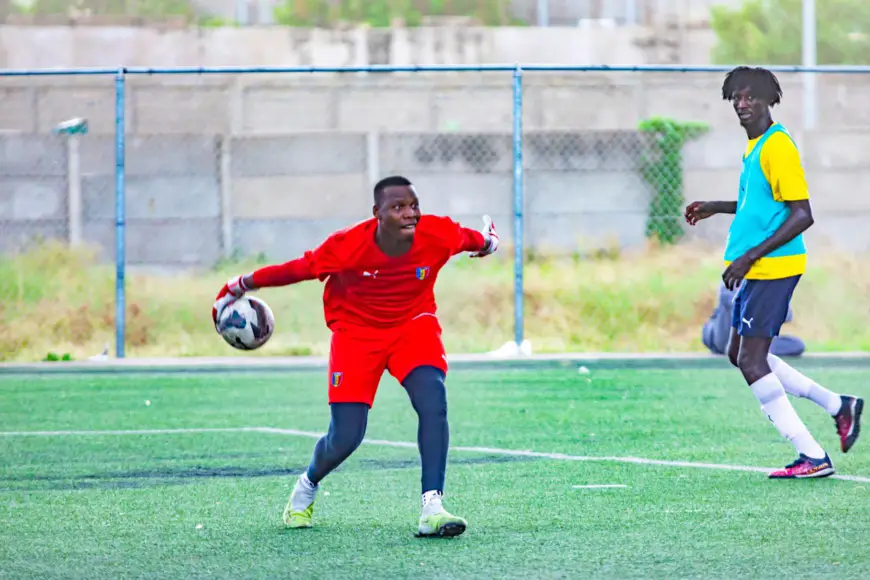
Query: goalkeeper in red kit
[{"left": 212, "top": 175, "right": 499, "bottom": 538}]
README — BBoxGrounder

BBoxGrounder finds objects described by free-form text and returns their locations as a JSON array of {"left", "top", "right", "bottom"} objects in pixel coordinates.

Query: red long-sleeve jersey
[{"left": 251, "top": 215, "right": 486, "bottom": 330}]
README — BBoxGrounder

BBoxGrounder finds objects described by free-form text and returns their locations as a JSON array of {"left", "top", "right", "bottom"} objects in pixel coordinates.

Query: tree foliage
[
  {"left": 711, "top": 0, "right": 870, "bottom": 65},
  {"left": 16, "top": 0, "right": 196, "bottom": 19},
  {"left": 273, "top": 0, "right": 521, "bottom": 27}
]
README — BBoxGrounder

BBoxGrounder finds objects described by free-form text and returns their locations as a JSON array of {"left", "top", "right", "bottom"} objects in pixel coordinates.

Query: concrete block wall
[
  {"left": 5, "top": 124, "right": 870, "bottom": 267},
  {"left": 6, "top": 71, "right": 870, "bottom": 136},
  {"left": 0, "top": 135, "right": 69, "bottom": 250},
  {"left": 683, "top": 130, "right": 870, "bottom": 253},
  {"left": 0, "top": 129, "right": 654, "bottom": 265},
  {"left": 4, "top": 71, "right": 870, "bottom": 266}
]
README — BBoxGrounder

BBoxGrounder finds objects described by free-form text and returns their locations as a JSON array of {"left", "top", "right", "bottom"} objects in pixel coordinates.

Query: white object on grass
[
  {"left": 89, "top": 344, "right": 109, "bottom": 362},
  {"left": 488, "top": 340, "right": 532, "bottom": 357}
]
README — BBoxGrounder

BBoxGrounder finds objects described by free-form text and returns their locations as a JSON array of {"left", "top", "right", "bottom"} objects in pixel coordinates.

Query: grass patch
[
  {"left": 1, "top": 368, "right": 869, "bottom": 578},
  {"left": 2, "top": 240, "right": 869, "bottom": 361}
]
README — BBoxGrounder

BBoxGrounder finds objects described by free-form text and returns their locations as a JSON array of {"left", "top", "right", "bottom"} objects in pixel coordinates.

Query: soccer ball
[{"left": 216, "top": 295, "right": 275, "bottom": 351}]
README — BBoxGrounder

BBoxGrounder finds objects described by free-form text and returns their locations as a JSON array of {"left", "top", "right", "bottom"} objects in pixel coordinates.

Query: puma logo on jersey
[{"left": 362, "top": 270, "right": 378, "bottom": 278}]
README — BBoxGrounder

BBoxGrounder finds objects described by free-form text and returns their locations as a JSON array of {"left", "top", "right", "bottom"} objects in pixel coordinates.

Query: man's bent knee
[
  {"left": 326, "top": 402, "right": 368, "bottom": 454},
  {"left": 403, "top": 366, "right": 448, "bottom": 419}
]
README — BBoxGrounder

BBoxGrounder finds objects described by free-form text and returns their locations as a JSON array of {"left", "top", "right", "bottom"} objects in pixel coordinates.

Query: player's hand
[
  {"left": 212, "top": 274, "right": 248, "bottom": 327},
  {"left": 684, "top": 201, "right": 715, "bottom": 226},
  {"left": 470, "top": 215, "right": 499, "bottom": 258},
  {"left": 722, "top": 253, "right": 755, "bottom": 291}
]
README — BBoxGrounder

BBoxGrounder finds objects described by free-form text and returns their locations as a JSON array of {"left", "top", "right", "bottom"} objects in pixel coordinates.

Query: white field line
[
  {"left": 0, "top": 427, "right": 268, "bottom": 437},
  {"left": 3, "top": 426, "right": 870, "bottom": 484}
]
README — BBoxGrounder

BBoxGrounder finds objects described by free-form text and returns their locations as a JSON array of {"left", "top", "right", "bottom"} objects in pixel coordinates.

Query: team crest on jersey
[
  {"left": 416, "top": 266, "right": 430, "bottom": 280},
  {"left": 330, "top": 372, "right": 343, "bottom": 387}
]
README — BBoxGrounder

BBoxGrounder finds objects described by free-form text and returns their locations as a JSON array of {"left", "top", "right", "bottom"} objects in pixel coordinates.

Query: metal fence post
[
  {"left": 512, "top": 65, "right": 525, "bottom": 351},
  {"left": 115, "top": 68, "right": 127, "bottom": 358}
]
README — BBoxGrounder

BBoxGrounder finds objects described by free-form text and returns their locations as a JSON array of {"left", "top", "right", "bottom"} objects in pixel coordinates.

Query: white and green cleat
[
  {"left": 416, "top": 510, "right": 468, "bottom": 538},
  {"left": 415, "top": 491, "right": 467, "bottom": 538},
  {"left": 283, "top": 499, "right": 315, "bottom": 528},
  {"left": 283, "top": 475, "right": 318, "bottom": 529}
]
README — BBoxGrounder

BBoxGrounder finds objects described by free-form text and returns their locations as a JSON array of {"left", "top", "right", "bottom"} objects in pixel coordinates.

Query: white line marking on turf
[
  {"left": 572, "top": 484, "right": 628, "bottom": 489},
  {"left": 3, "top": 426, "right": 870, "bottom": 484},
  {"left": 0, "top": 427, "right": 266, "bottom": 437}
]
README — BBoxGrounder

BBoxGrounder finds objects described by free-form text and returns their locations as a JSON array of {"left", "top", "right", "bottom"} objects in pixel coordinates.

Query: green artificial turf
[{"left": 1, "top": 365, "right": 868, "bottom": 578}]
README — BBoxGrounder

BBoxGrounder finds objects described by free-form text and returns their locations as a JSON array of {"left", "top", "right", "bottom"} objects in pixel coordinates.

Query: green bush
[
  {"left": 711, "top": 0, "right": 870, "bottom": 65},
  {"left": 18, "top": 0, "right": 196, "bottom": 19},
  {"left": 638, "top": 117, "right": 709, "bottom": 245},
  {"left": 273, "top": 0, "right": 522, "bottom": 27}
]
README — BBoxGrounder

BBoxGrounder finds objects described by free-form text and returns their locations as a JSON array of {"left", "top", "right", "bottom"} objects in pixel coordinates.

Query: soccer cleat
[
  {"left": 834, "top": 395, "right": 864, "bottom": 453},
  {"left": 415, "top": 491, "right": 467, "bottom": 538},
  {"left": 284, "top": 502, "right": 314, "bottom": 529},
  {"left": 416, "top": 510, "right": 468, "bottom": 538},
  {"left": 768, "top": 453, "right": 835, "bottom": 479},
  {"left": 283, "top": 500, "right": 315, "bottom": 529},
  {"left": 283, "top": 476, "right": 318, "bottom": 529}
]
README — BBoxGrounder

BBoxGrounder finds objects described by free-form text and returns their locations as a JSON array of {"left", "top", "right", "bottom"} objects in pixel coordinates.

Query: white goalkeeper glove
[
  {"left": 469, "top": 215, "right": 499, "bottom": 258},
  {"left": 212, "top": 274, "right": 251, "bottom": 328}
]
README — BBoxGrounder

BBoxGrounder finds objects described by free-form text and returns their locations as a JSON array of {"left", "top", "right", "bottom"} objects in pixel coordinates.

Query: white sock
[
  {"left": 751, "top": 373, "right": 826, "bottom": 459},
  {"left": 301, "top": 472, "right": 318, "bottom": 490},
  {"left": 421, "top": 490, "right": 444, "bottom": 517},
  {"left": 768, "top": 354, "right": 842, "bottom": 415},
  {"left": 291, "top": 473, "right": 318, "bottom": 511}
]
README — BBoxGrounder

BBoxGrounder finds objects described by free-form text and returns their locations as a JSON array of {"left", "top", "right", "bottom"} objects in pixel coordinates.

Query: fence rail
[{"left": 4, "top": 63, "right": 870, "bottom": 359}]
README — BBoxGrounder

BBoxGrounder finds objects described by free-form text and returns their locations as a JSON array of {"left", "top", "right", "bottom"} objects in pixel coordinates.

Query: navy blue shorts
[{"left": 731, "top": 275, "right": 801, "bottom": 338}]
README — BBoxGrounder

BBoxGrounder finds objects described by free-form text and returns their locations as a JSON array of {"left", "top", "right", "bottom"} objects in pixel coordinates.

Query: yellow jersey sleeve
[{"left": 760, "top": 131, "right": 809, "bottom": 202}]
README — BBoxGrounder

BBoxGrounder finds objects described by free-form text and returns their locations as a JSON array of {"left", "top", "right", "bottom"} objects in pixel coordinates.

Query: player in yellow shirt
[{"left": 685, "top": 66, "right": 862, "bottom": 479}]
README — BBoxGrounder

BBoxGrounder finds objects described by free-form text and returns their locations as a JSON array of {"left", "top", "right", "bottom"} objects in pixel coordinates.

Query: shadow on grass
[{"left": 0, "top": 454, "right": 538, "bottom": 492}]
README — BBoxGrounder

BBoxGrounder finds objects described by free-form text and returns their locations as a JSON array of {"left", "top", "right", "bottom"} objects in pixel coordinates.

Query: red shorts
[{"left": 327, "top": 314, "right": 448, "bottom": 407}]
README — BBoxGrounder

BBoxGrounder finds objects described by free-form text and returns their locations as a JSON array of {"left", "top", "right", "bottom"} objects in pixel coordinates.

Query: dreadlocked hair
[{"left": 721, "top": 66, "right": 783, "bottom": 106}]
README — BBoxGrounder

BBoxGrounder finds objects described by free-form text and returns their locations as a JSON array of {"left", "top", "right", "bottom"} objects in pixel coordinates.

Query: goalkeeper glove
[
  {"left": 212, "top": 274, "right": 253, "bottom": 327},
  {"left": 470, "top": 215, "right": 499, "bottom": 258}
]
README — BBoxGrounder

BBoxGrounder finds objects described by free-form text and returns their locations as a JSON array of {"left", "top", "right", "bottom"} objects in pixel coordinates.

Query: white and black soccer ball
[{"left": 216, "top": 295, "right": 275, "bottom": 351}]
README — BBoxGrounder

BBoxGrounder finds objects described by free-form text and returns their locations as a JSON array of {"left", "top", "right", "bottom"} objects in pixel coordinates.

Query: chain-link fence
[
  {"left": 0, "top": 73, "right": 119, "bottom": 361},
  {"left": 3, "top": 66, "right": 870, "bottom": 361}
]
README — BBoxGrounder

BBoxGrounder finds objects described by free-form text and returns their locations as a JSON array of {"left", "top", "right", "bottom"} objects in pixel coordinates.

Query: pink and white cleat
[
  {"left": 769, "top": 453, "right": 835, "bottom": 479},
  {"left": 834, "top": 395, "right": 864, "bottom": 453}
]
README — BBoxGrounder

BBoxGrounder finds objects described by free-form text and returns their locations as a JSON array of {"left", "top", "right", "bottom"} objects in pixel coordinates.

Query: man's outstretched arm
[
  {"left": 212, "top": 233, "right": 349, "bottom": 325},
  {"left": 684, "top": 201, "right": 737, "bottom": 225},
  {"left": 212, "top": 257, "right": 318, "bottom": 325},
  {"left": 241, "top": 258, "right": 317, "bottom": 290},
  {"left": 703, "top": 201, "right": 738, "bottom": 214}
]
